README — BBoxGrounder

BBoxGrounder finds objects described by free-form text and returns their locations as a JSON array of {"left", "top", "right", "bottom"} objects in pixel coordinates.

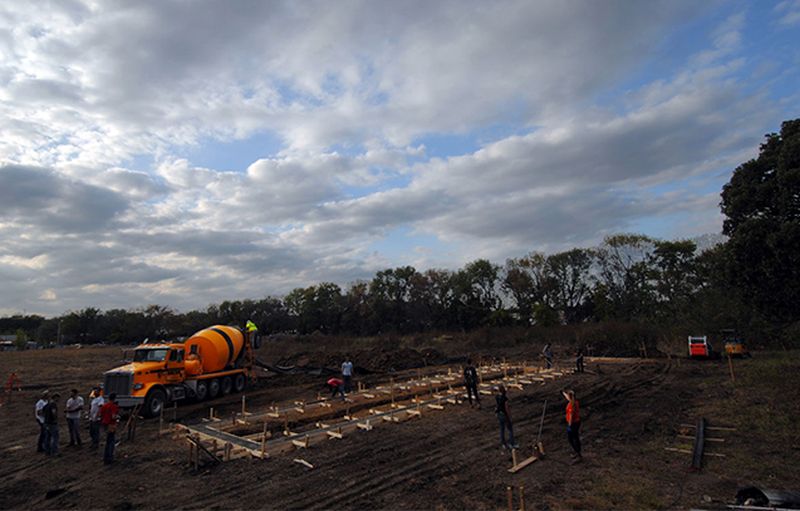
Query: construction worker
[
  {"left": 494, "top": 385, "right": 518, "bottom": 449},
  {"left": 35, "top": 390, "right": 49, "bottom": 453},
  {"left": 562, "top": 389, "right": 582, "bottom": 463},
  {"left": 542, "top": 344, "right": 553, "bottom": 369},
  {"left": 88, "top": 387, "right": 105, "bottom": 449},
  {"left": 325, "top": 377, "right": 346, "bottom": 400},
  {"left": 100, "top": 393, "right": 120, "bottom": 464},
  {"left": 341, "top": 357, "right": 353, "bottom": 393},
  {"left": 245, "top": 319, "right": 259, "bottom": 347},
  {"left": 42, "top": 392, "right": 60, "bottom": 456},
  {"left": 65, "top": 388, "right": 84, "bottom": 447},
  {"left": 463, "top": 359, "right": 480, "bottom": 408},
  {"left": 575, "top": 348, "right": 585, "bottom": 373}
]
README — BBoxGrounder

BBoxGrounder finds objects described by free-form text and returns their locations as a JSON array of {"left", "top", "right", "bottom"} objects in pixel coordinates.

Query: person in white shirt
[
  {"left": 65, "top": 389, "right": 84, "bottom": 447},
  {"left": 88, "top": 387, "right": 105, "bottom": 449},
  {"left": 341, "top": 358, "right": 354, "bottom": 393},
  {"left": 35, "top": 390, "right": 49, "bottom": 453}
]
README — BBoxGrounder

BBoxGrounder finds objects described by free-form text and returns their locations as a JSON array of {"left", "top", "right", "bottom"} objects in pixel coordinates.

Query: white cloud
[{"left": 0, "top": 1, "right": 792, "bottom": 315}]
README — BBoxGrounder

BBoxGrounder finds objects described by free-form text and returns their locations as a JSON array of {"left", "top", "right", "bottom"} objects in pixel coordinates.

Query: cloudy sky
[{"left": 1, "top": 1, "right": 798, "bottom": 316}]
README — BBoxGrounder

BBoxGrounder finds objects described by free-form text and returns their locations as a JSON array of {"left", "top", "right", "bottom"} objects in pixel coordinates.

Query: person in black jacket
[
  {"left": 42, "top": 393, "right": 60, "bottom": 456},
  {"left": 495, "top": 385, "right": 518, "bottom": 449},
  {"left": 463, "top": 359, "right": 481, "bottom": 408}
]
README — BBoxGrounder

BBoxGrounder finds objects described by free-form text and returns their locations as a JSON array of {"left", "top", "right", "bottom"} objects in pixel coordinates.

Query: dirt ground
[{"left": 1, "top": 344, "right": 798, "bottom": 510}]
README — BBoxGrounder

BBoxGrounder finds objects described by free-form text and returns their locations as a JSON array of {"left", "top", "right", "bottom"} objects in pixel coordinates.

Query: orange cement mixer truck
[{"left": 103, "top": 325, "right": 260, "bottom": 417}]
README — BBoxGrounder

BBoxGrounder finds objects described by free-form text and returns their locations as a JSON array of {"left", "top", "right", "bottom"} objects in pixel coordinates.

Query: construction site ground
[{"left": 1, "top": 345, "right": 799, "bottom": 510}]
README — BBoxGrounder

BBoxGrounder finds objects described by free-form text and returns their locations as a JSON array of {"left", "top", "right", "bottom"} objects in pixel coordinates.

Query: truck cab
[{"left": 104, "top": 343, "right": 188, "bottom": 416}]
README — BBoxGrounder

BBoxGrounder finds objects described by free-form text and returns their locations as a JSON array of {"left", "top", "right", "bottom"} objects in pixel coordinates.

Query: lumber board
[
  {"left": 508, "top": 455, "right": 540, "bottom": 473},
  {"left": 427, "top": 403, "right": 445, "bottom": 410},
  {"left": 292, "top": 436, "right": 310, "bottom": 449},
  {"left": 293, "top": 458, "right": 314, "bottom": 469}
]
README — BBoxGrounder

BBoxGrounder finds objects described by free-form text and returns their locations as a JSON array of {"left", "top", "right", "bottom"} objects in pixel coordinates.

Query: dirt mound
[{"left": 274, "top": 347, "right": 449, "bottom": 373}]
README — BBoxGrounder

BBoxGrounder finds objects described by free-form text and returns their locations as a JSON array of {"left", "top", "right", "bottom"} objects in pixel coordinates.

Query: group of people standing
[
  {"left": 35, "top": 388, "right": 121, "bottom": 464},
  {"left": 463, "top": 347, "right": 584, "bottom": 464}
]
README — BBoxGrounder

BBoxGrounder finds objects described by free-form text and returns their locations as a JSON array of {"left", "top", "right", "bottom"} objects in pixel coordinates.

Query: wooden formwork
[{"left": 176, "top": 363, "right": 575, "bottom": 464}]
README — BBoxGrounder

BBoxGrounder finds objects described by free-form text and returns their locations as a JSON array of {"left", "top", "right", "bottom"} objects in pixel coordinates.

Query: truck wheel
[
  {"left": 208, "top": 379, "right": 221, "bottom": 399},
  {"left": 233, "top": 373, "right": 246, "bottom": 393},
  {"left": 144, "top": 388, "right": 166, "bottom": 418},
  {"left": 195, "top": 381, "right": 208, "bottom": 401},
  {"left": 221, "top": 376, "right": 233, "bottom": 395}
]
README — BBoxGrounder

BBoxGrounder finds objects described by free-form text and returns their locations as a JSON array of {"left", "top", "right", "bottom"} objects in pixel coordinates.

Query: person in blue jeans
[
  {"left": 494, "top": 385, "right": 518, "bottom": 449},
  {"left": 100, "top": 393, "right": 120, "bottom": 464}
]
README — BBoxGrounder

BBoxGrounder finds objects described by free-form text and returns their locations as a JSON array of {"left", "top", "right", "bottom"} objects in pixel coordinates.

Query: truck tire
[
  {"left": 233, "top": 373, "right": 246, "bottom": 393},
  {"left": 144, "top": 388, "right": 166, "bottom": 418},
  {"left": 195, "top": 380, "right": 208, "bottom": 401},
  {"left": 221, "top": 376, "right": 233, "bottom": 395},
  {"left": 208, "top": 378, "right": 221, "bottom": 399}
]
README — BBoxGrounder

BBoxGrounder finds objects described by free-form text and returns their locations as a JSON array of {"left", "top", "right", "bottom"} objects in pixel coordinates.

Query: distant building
[{"left": 0, "top": 340, "right": 16, "bottom": 352}]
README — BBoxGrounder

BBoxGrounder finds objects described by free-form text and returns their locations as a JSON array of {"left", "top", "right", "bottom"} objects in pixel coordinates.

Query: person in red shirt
[
  {"left": 326, "top": 377, "right": 345, "bottom": 400},
  {"left": 562, "top": 389, "right": 582, "bottom": 463},
  {"left": 99, "top": 393, "right": 120, "bottom": 464}
]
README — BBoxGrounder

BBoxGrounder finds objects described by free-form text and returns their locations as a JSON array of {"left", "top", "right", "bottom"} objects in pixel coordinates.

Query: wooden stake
[
  {"left": 511, "top": 448, "right": 518, "bottom": 468},
  {"left": 727, "top": 353, "right": 736, "bottom": 383},
  {"left": 242, "top": 395, "right": 246, "bottom": 415},
  {"left": 261, "top": 421, "right": 268, "bottom": 457},
  {"left": 159, "top": 405, "right": 164, "bottom": 435},
  {"left": 173, "top": 401, "right": 177, "bottom": 421},
  {"left": 507, "top": 486, "right": 513, "bottom": 511},
  {"left": 519, "top": 485, "right": 525, "bottom": 511}
]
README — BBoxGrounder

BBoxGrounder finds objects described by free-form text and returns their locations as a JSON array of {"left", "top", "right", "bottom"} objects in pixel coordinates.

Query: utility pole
[{"left": 57, "top": 320, "right": 62, "bottom": 346}]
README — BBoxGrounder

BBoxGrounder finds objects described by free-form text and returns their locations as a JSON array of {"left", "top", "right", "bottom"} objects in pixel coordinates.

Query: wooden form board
[{"left": 180, "top": 362, "right": 576, "bottom": 462}]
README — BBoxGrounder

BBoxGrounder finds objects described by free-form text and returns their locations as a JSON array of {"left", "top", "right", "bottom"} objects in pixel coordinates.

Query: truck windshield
[{"left": 133, "top": 349, "right": 169, "bottom": 362}]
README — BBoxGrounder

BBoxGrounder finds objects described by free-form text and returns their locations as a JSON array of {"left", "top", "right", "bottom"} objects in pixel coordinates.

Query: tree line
[{"left": 3, "top": 119, "right": 798, "bottom": 347}]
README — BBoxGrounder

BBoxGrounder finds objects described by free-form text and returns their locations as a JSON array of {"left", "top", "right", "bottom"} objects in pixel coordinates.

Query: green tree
[
  {"left": 650, "top": 240, "right": 698, "bottom": 320},
  {"left": 503, "top": 252, "right": 549, "bottom": 324},
  {"left": 595, "top": 234, "right": 656, "bottom": 320},
  {"left": 545, "top": 248, "right": 594, "bottom": 324},
  {"left": 721, "top": 119, "right": 800, "bottom": 324}
]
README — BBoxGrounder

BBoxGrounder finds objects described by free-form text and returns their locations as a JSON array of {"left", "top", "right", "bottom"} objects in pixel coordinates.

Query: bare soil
[{"left": 1, "top": 344, "right": 798, "bottom": 510}]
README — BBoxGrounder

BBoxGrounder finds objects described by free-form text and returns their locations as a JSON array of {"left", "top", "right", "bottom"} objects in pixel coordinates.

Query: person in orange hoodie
[{"left": 562, "top": 389, "right": 582, "bottom": 463}]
